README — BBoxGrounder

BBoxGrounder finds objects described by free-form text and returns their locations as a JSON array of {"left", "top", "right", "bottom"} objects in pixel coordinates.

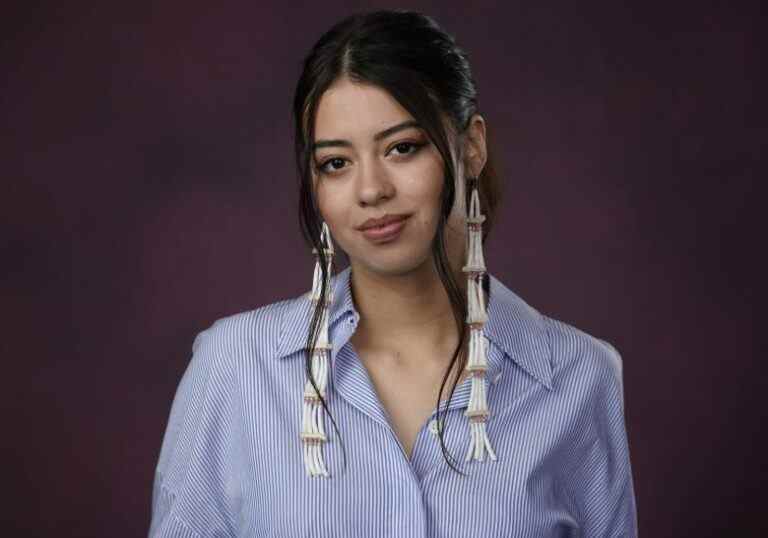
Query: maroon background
[{"left": 2, "top": 2, "right": 762, "bottom": 536}]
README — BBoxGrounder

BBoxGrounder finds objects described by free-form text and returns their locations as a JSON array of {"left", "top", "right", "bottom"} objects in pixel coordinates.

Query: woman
[{"left": 149, "top": 9, "right": 638, "bottom": 537}]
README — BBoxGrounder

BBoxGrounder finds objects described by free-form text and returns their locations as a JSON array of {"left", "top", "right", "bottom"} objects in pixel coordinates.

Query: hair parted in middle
[{"left": 292, "top": 8, "right": 505, "bottom": 477}]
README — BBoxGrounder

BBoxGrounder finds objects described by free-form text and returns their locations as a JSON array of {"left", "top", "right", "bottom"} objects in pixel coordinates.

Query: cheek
[
  {"left": 315, "top": 177, "right": 342, "bottom": 216},
  {"left": 415, "top": 168, "right": 445, "bottom": 217},
  {"left": 317, "top": 195, "right": 342, "bottom": 228},
  {"left": 316, "top": 191, "right": 354, "bottom": 249},
  {"left": 401, "top": 152, "right": 444, "bottom": 199},
  {"left": 408, "top": 190, "right": 443, "bottom": 238}
]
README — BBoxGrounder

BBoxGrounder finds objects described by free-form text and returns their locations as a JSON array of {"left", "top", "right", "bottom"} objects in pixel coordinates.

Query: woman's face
[{"left": 311, "top": 77, "right": 468, "bottom": 278}]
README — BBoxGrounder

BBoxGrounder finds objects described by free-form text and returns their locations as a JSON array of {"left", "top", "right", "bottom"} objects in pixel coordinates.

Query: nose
[{"left": 356, "top": 158, "right": 395, "bottom": 207}]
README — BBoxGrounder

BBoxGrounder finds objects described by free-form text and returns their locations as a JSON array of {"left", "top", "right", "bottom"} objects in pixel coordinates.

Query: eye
[
  {"left": 315, "top": 141, "right": 426, "bottom": 176},
  {"left": 389, "top": 141, "right": 424, "bottom": 156},
  {"left": 315, "top": 157, "right": 348, "bottom": 175}
]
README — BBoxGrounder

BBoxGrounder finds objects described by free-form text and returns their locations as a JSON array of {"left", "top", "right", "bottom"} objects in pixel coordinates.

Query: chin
[{"left": 353, "top": 250, "right": 432, "bottom": 276}]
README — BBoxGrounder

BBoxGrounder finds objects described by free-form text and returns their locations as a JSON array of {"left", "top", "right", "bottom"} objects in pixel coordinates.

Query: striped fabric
[{"left": 149, "top": 266, "right": 638, "bottom": 537}]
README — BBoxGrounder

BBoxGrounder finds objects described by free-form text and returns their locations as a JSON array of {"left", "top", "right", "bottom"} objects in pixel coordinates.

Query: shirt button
[
  {"left": 428, "top": 419, "right": 439, "bottom": 435},
  {"left": 493, "top": 372, "right": 502, "bottom": 384}
]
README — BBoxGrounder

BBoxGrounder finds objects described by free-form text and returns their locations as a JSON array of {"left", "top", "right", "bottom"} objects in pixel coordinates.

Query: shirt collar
[{"left": 274, "top": 266, "right": 553, "bottom": 390}]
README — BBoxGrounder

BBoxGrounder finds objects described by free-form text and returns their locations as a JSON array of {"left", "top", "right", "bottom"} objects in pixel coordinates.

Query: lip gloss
[{"left": 361, "top": 216, "right": 409, "bottom": 244}]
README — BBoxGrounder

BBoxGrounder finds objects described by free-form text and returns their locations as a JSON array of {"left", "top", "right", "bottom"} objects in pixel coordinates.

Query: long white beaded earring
[
  {"left": 462, "top": 177, "right": 497, "bottom": 463},
  {"left": 300, "top": 221, "right": 335, "bottom": 477}
]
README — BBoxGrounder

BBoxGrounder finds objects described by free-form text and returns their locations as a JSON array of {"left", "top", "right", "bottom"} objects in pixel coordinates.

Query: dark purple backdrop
[{"left": 2, "top": 2, "right": 762, "bottom": 536}]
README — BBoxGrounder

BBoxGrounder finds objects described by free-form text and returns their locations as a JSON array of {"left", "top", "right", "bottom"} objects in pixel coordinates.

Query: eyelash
[{"left": 314, "top": 141, "right": 427, "bottom": 176}]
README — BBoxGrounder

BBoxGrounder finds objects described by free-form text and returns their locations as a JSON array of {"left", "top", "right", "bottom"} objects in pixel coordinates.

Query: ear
[{"left": 463, "top": 114, "right": 488, "bottom": 178}]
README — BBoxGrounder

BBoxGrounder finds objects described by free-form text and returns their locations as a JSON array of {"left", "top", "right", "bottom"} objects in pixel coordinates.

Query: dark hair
[{"left": 292, "top": 9, "right": 504, "bottom": 476}]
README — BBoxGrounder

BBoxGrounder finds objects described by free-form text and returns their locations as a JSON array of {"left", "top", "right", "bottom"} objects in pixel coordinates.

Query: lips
[
  {"left": 359, "top": 214, "right": 410, "bottom": 243},
  {"left": 358, "top": 213, "right": 410, "bottom": 231}
]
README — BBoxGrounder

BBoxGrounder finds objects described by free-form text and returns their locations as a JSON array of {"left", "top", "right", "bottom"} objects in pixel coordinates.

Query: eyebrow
[{"left": 312, "top": 119, "right": 422, "bottom": 152}]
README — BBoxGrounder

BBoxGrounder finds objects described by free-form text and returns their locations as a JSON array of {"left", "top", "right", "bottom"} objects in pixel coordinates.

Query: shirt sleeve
[
  {"left": 149, "top": 326, "right": 240, "bottom": 537},
  {"left": 577, "top": 340, "right": 639, "bottom": 537}
]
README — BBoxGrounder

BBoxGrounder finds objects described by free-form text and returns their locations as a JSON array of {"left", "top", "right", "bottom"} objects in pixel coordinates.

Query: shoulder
[
  {"left": 542, "top": 314, "right": 625, "bottom": 411},
  {"left": 190, "top": 293, "right": 301, "bottom": 370}
]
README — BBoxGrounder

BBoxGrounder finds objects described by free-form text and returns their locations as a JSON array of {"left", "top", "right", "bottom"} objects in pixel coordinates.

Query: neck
[{"left": 347, "top": 259, "right": 478, "bottom": 366}]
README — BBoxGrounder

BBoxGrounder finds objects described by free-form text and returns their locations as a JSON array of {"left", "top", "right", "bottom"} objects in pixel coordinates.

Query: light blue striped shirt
[{"left": 150, "top": 266, "right": 638, "bottom": 537}]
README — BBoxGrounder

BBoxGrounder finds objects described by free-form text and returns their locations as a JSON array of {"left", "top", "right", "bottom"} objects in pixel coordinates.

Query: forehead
[{"left": 314, "top": 78, "right": 412, "bottom": 139}]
